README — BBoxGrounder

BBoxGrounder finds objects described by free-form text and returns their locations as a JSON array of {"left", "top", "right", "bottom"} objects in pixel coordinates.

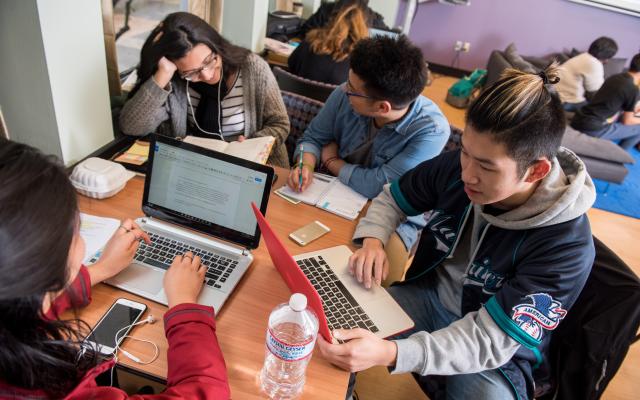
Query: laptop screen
[{"left": 142, "top": 135, "right": 274, "bottom": 249}]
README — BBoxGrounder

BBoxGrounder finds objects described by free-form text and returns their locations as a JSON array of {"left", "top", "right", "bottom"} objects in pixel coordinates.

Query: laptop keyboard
[
  {"left": 296, "top": 255, "right": 379, "bottom": 334},
  {"left": 134, "top": 232, "right": 239, "bottom": 290}
]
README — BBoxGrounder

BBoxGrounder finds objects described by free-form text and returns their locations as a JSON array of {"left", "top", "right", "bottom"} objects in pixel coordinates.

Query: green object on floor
[{"left": 446, "top": 69, "right": 487, "bottom": 109}]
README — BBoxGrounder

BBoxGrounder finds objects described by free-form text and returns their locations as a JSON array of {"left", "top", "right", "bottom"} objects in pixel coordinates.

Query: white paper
[
  {"left": 317, "top": 181, "right": 367, "bottom": 220},
  {"left": 276, "top": 173, "right": 335, "bottom": 205},
  {"left": 80, "top": 213, "right": 120, "bottom": 263}
]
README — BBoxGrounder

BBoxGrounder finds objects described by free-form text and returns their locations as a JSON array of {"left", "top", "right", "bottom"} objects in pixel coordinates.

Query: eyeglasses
[
  {"left": 342, "top": 79, "right": 378, "bottom": 100},
  {"left": 179, "top": 53, "right": 218, "bottom": 81}
]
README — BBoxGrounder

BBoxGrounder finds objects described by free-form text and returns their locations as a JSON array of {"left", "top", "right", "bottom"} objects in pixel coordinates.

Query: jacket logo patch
[
  {"left": 425, "top": 210, "right": 456, "bottom": 253},
  {"left": 464, "top": 257, "right": 505, "bottom": 294},
  {"left": 512, "top": 293, "right": 567, "bottom": 340}
]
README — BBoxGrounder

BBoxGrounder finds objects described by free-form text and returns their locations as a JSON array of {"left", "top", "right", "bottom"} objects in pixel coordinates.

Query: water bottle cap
[{"left": 289, "top": 293, "right": 307, "bottom": 311}]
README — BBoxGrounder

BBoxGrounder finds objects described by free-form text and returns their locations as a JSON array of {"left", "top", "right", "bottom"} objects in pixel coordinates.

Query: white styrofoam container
[{"left": 70, "top": 157, "right": 135, "bottom": 199}]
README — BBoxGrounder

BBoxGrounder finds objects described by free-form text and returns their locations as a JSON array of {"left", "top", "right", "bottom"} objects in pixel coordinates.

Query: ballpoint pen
[{"left": 298, "top": 144, "right": 304, "bottom": 191}]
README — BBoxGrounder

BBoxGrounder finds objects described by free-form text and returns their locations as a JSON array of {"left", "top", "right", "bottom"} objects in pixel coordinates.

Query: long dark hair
[
  {"left": 130, "top": 12, "right": 250, "bottom": 96},
  {"left": 0, "top": 140, "right": 97, "bottom": 397}
]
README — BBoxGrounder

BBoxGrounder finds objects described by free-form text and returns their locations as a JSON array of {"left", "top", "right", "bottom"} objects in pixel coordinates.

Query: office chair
[
  {"left": 273, "top": 67, "right": 337, "bottom": 103},
  {"left": 280, "top": 91, "right": 324, "bottom": 166}
]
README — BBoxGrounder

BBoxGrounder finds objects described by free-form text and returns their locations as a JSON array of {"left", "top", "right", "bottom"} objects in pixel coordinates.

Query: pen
[{"left": 298, "top": 144, "right": 304, "bottom": 191}]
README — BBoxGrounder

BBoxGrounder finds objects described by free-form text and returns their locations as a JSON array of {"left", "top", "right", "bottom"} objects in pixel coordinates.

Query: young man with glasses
[{"left": 287, "top": 36, "right": 449, "bottom": 281}]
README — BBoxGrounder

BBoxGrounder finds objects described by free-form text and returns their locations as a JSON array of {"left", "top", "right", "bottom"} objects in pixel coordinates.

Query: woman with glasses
[{"left": 120, "top": 12, "right": 290, "bottom": 167}]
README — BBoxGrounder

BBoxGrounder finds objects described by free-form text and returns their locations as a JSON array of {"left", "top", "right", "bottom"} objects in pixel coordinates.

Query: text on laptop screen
[{"left": 148, "top": 141, "right": 267, "bottom": 236}]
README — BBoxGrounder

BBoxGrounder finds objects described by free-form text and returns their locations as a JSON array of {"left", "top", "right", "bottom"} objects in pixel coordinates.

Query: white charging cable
[
  {"left": 185, "top": 63, "right": 225, "bottom": 141},
  {"left": 109, "top": 314, "right": 159, "bottom": 387}
]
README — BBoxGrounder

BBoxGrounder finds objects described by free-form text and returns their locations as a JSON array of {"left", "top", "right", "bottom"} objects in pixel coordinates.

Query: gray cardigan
[{"left": 119, "top": 53, "right": 290, "bottom": 167}]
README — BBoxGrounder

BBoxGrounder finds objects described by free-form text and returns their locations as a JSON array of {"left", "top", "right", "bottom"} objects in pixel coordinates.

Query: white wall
[
  {"left": 37, "top": 0, "right": 113, "bottom": 165},
  {"left": 223, "top": 0, "right": 269, "bottom": 52},
  {"left": 0, "top": 0, "right": 113, "bottom": 166}
]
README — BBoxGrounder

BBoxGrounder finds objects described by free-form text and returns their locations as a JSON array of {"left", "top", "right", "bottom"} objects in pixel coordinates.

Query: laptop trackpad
[{"left": 111, "top": 263, "right": 164, "bottom": 294}]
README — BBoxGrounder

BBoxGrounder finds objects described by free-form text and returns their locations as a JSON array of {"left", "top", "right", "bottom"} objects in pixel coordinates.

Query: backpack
[
  {"left": 537, "top": 237, "right": 640, "bottom": 399},
  {"left": 445, "top": 69, "right": 487, "bottom": 109}
]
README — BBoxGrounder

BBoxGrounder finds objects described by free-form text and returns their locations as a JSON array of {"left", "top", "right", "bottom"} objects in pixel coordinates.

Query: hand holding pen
[{"left": 286, "top": 145, "right": 315, "bottom": 193}]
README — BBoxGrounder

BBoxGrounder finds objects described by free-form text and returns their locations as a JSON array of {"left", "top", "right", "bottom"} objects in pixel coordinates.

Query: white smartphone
[
  {"left": 289, "top": 220, "right": 331, "bottom": 246},
  {"left": 84, "top": 298, "right": 147, "bottom": 355}
]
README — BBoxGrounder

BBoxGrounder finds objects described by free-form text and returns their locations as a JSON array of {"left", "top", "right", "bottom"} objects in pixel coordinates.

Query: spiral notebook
[{"left": 275, "top": 173, "right": 367, "bottom": 220}]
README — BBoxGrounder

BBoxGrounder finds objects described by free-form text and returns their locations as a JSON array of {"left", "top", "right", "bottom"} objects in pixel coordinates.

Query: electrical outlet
[
  {"left": 462, "top": 42, "right": 471, "bottom": 52},
  {"left": 454, "top": 41, "right": 463, "bottom": 52}
]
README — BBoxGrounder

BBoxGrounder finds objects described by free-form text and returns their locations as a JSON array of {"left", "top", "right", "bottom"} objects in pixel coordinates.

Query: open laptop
[
  {"left": 251, "top": 203, "right": 413, "bottom": 341},
  {"left": 89, "top": 134, "right": 274, "bottom": 311}
]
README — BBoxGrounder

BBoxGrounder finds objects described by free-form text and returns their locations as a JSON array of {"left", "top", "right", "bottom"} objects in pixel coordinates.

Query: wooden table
[{"left": 76, "top": 167, "right": 355, "bottom": 399}]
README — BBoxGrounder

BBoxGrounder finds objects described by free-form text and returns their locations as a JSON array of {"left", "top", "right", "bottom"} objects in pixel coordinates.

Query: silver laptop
[
  {"left": 294, "top": 246, "right": 413, "bottom": 339},
  {"left": 252, "top": 205, "right": 413, "bottom": 339},
  {"left": 90, "top": 134, "right": 274, "bottom": 311}
]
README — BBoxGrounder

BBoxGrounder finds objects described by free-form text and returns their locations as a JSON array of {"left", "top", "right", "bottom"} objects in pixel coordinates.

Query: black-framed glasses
[
  {"left": 179, "top": 53, "right": 218, "bottom": 81},
  {"left": 342, "top": 79, "right": 378, "bottom": 100}
]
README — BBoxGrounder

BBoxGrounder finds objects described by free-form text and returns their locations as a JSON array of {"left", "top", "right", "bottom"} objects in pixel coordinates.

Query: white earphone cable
[
  {"left": 108, "top": 315, "right": 159, "bottom": 387},
  {"left": 186, "top": 62, "right": 225, "bottom": 141}
]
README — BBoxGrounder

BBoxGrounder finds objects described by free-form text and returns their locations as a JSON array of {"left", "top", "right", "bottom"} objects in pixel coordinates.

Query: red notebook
[{"left": 251, "top": 202, "right": 332, "bottom": 341}]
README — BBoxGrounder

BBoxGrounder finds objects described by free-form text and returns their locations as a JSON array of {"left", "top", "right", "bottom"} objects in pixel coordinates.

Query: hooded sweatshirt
[{"left": 353, "top": 148, "right": 596, "bottom": 399}]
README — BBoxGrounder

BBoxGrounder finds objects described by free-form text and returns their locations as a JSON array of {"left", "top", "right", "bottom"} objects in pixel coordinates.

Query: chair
[
  {"left": 273, "top": 67, "right": 338, "bottom": 103},
  {"left": 281, "top": 91, "right": 324, "bottom": 166}
]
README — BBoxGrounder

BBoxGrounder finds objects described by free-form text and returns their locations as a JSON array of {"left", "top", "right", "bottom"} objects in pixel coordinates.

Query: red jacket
[{"left": 0, "top": 266, "right": 230, "bottom": 399}]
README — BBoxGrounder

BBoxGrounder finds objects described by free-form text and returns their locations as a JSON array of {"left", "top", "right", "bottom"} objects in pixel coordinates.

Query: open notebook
[
  {"left": 275, "top": 173, "right": 367, "bottom": 220},
  {"left": 182, "top": 135, "right": 275, "bottom": 164}
]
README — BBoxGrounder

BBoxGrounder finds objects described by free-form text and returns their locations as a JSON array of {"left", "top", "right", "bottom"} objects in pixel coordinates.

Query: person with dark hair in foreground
[
  {"left": 571, "top": 53, "right": 640, "bottom": 150},
  {"left": 556, "top": 36, "right": 618, "bottom": 111},
  {"left": 317, "top": 64, "right": 596, "bottom": 400},
  {"left": 287, "top": 35, "right": 449, "bottom": 283},
  {"left": 119, "top": 12, "right": 290, "bottom": 167},
  {"left": 0, "top": 140, "right": 230, "bottom": 398}
]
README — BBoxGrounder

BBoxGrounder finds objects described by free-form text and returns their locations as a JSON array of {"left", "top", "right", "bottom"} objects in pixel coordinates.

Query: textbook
[
  {"left": 182, "top": 135, "right": 275, "bottom": 164},
  {"left": 275, "top": 173, "right": 368, "bottom": 220}
]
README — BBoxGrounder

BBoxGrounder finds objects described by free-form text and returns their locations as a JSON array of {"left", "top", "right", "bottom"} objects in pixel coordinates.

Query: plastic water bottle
[{"left": 260, "top": 293, "right": 319, "bottom": 399}]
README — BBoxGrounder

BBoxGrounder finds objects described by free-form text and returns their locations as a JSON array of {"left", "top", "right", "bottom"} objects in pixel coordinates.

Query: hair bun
[{"left": 538, "top": 70, "right": 559, "bottom": 85}]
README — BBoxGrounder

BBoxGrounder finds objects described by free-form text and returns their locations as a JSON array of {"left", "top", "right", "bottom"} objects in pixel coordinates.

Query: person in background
[
  {"left": 299, "top": 0, "right": 387, "bottom": 38},
  {"left": 288, "top": 2, "right": 369, "bottom": 85},
  {"left": 119, "top": 12, "right": 290, "bottom": 167},
  {"left": 287, "top": 35, "right": 450, "bottom": 285},
  {"left": 318, "top": 65, "right": 595, "bottom": 400},
  {"left": 556, "top": 36, "right": 618, "bottom": 111},
  {"left": 0, "top": 140, "right": 230, "bottom": 398},
  {"left": 571, "top": 53, "right": 640, "bottom": 150}
]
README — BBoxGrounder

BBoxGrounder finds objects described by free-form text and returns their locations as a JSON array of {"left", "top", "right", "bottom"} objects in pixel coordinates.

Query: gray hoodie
[{"left": 353, "top": 148, "right": 595, "bottom": 376}]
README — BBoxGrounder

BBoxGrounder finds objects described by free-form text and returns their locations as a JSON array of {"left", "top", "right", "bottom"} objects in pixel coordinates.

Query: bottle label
[{"left": 266, "top": 328, "right": 315, "bottom": 362}]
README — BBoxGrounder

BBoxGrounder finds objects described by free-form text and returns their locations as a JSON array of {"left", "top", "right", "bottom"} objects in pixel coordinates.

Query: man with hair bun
[{"left": 318, "top": 65, "right": 596, "bottom": 400}]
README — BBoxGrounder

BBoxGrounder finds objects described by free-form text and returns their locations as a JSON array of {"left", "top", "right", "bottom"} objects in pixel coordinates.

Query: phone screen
[{"left": 87, "top": 303, "right": 144, "bottom": 349}]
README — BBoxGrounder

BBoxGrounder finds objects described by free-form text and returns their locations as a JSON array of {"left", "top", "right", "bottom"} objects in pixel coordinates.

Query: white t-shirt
[{"left": 556, "top": 52, "right": 604, "bottom": 104}]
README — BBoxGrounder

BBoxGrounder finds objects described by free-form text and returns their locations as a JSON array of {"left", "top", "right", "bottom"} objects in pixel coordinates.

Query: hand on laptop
[
  {"left": 89, "top": 219, "right": 151, "bottom": 285},
  {"left": 316, "top": 328, "right": 397, "bottom": 372},
  {"left": 164, "top": 252, "right": 205, "bottom": 309},
  {"left": 348, "top": 238, "right": 389, "bottom": 289}
]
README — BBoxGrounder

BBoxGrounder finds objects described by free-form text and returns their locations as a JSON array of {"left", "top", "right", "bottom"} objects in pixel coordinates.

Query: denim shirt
[{"left": 295, "top": 87, "right": 450, "bottom": 248}]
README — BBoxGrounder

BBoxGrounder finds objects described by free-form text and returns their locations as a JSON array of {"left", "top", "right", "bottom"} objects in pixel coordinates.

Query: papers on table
[
  {"left": 80, "top": 213, "right": 120, "bottom": 263},
  {"left": 275, "top": 173, "right": 367, "bottom": 220}
]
